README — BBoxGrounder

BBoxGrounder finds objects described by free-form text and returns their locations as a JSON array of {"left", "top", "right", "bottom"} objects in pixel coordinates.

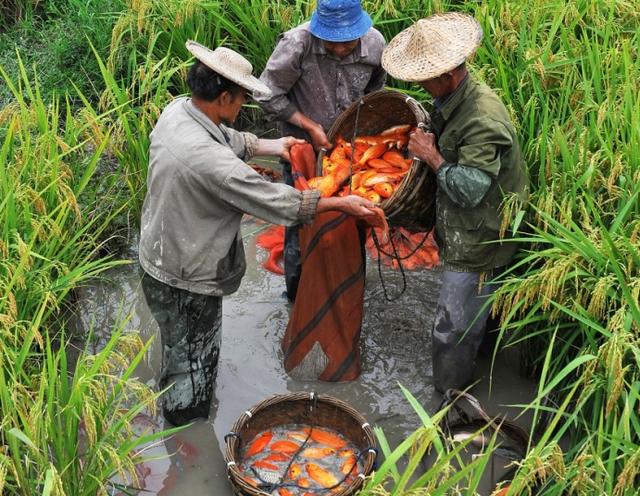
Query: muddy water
[{"left": 74, "top": 216, "right": 537, "bottom": 496}]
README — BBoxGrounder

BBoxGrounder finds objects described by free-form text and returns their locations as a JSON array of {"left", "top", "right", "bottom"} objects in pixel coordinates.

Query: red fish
[
  {"left": 263, "top": 243, "right": 284, "bottom": 275},
  {"left": 252, "top": 460, "right": 279, "bottom": 471},
  {"left": 380, "top": 124, "right": 412, "bottom": 135},
  {"left": 365, "top": 190, "right": 382, "bottom": 204},
  {"left": 241, "top": 476, "right": 259, "bottom": 487},
  {"left": 338, "top": 448, "right": 355, "bottom": 458},
  {"left": 357, "top": 142, "right": 387, "bottom": 166},
  {"left": 263, "top": 452, "right": 291, "bottom": 463},
  {"left": 306, "top": 463, "right": 339, "bottom": 488},
  {"left": 289, "top": 462, "right": 302, "bottom": 479},
  {"left": 368, "top": 158, "right": 393, "bottom": 170},
  {"left": 308, "top": 428, "right": 347, "bottom": 448},
  {"left": 270, "top": 440, "right": 301, "bottom": 454},
  {"left": 301, "top": 447, "right": 336, "bottom": 458},
  {"left": 286, "top": 431, "right": 309, "bottom": 442},
  {"left": 297, "top": 477, "right": 311, "bottom": 488},
  {"left": 373, "top": 182, "right": 394, "bottom": 198},
  {"left": 341, "top": 455, "right": 358, "bottom": 475},
  {"left": 382, "top": 150, "right": 410, "bottom": 170},
  {"left": 245, "top": 431, "right": 273, "bottom": 458}
]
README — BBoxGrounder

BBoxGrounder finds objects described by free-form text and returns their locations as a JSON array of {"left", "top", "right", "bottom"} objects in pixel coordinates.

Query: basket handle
[{"left": 365, "top": 446, "right": 379, "bottom": 470}]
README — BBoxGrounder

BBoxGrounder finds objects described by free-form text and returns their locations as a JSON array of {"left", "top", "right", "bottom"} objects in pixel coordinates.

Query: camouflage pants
[
  {"left": 431, "top": 269, "right": 503, "bottom": 393},
  {"left": 141, "top": 272, "right": 222, "bottom": 426}
]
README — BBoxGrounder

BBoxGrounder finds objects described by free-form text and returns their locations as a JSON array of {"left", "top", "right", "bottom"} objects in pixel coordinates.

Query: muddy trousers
[
  {"left": 141, "top": 273, "right": 222, "bottom": 426},
  {"left": 431, "top": 269, "right": 502, "bottom": 393}
]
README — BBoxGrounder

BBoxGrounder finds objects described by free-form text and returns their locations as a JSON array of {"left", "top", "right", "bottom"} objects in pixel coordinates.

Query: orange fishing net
[
  {"left": 281, "top": 144, "right": 380, "bottom": 381},
  {"left": 273, "top": 144, "right": 434, "bottom": 381}
]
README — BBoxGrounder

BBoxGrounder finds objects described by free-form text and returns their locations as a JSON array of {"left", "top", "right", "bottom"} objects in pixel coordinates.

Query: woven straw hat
[
  {"left": 382, "top": 12, "right": 482, "bottom": 82},
  {"left": 185, "top": 40, "right": 272, "bottom": 98}
]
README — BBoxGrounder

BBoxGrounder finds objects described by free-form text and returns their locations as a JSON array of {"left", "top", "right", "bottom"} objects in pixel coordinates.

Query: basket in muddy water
[
  {"left": 224, "top": 392, "right": 377, "bottom": 496},
  {"left": 327, "top": 89, "right": 437, "bottom": 232}
]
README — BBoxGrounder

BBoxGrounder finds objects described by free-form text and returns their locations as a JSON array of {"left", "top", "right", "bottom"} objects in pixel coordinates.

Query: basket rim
[
  {"left": 326, "top": 88, "right": 429, "bottom": 142},
  {"left": 223, "top": 392, "right": 377, "bottom": 496},
  {"left": 326, "top": 89, "right": 433, "bottom": 217}
]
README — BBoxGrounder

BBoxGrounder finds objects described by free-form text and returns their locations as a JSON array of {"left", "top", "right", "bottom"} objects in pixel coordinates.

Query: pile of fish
[
  {"left": 307, "top": 124, "right": 415, "bottom": 202},
  {"left": 366, "top": 227, "right": 440, "bottom": 270},
  {"left": 250, "top": 163, "right": 283, "bottom": 182},
  {"left": 256, "top": 225, "right": 285, "bottom": 275},
  {"left": 238, "top": 424, "right": 363, "bottom": 495}
]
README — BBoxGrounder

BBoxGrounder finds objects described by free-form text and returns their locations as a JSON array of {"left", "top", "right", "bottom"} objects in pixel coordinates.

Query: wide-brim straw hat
[
  {"left": 382, "top": 12, "right": 483, "bottom": 82},
  {"left": 185, "top": 40, "right": 272, "bottom": 98}
]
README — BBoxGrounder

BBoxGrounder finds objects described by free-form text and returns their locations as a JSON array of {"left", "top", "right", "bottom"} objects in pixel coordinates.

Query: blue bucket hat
[{"left": 309, "top": 0, "right": 373, "bottom": 42}]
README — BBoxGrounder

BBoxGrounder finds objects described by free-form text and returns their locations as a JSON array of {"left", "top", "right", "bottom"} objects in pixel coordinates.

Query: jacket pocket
[{"left": 442, "top": 212, "right": 495, "bottom": 266}]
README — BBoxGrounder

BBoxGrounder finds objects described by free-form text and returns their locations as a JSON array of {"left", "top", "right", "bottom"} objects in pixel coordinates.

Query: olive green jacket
[{"left": 431, "top": 76, "right": 528, "bottom": 272}]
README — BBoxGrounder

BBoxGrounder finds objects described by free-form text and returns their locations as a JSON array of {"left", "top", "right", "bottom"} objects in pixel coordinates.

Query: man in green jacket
[{"left": 381, "top": 13, "right": 528, "bottom": 393}]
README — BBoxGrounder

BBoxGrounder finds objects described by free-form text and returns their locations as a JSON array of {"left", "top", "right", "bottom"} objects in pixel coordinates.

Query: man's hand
[
  {"left": 288, "top": 111, "right": 330, "bottom": 151},
  {"left": 408, "top": 128, "right": 445, "bottom": 172},
  {"left": 279, "top": 136, "right": 307, "bottom": 161},
  {"left": 307, "top": 123, "right": 330, "bottom": 151},
  {"left": 317, "top": 195, "right": 377, "bottom": 221}
]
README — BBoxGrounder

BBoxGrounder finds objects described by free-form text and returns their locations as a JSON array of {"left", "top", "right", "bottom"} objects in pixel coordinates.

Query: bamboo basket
[
  {"left": 327, "top": 89, "right": 436, "bottom": 232},
  {"left": 224, "top": 392, "right": 377, "bottom": 496}
]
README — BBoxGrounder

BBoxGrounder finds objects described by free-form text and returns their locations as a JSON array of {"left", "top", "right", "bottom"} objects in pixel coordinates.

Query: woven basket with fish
[
  {"left": 325, "top": 89, "right": 436, "bottom": 232},
  {"left": 224, "top": 392, "right": 377, "bottom": 496}
]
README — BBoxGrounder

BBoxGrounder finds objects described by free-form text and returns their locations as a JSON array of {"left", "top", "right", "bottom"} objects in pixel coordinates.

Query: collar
[
  {"left": 434, "top": 74, "right": 471, "bottom": 120},
  {"left": 182, "top": 98, "right": 230, "bottom": 144}
]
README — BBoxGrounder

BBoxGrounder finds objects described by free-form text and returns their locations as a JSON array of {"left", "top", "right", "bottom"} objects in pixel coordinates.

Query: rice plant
[
  {"left": 358, "top": 385, "right": 504, "bottom": 496},
  {"left": 0, "top": 51, "right": 171, "bottom": 495}
]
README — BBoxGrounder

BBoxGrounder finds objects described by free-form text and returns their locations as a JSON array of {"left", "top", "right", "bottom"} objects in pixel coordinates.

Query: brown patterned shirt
[{"left": 257, "top": 22, "right": 386, "bottom": 140}]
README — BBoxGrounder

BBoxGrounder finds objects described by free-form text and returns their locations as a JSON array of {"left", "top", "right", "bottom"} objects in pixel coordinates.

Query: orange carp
[
  {"left": 306, "top": 463, "right": 339, "bottom": 488},
  {"left": 245, "top": 431, "right": 273, "bottom": 458}
]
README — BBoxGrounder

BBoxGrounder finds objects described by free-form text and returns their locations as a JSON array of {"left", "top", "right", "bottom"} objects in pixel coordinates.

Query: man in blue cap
[{"left": 258, "top": 0, "right": 386, "bottom": 301}]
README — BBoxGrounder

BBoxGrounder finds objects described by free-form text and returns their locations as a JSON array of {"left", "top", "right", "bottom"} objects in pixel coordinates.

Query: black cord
[
  {"left": 347, "top": 99, "right": 365, "bottom": 194},
  {"left": 371, "top": 228, "right": 407, "bottom": 302},
  {"left": 374, "top": 228, "right": 431, "bottom": 260}
]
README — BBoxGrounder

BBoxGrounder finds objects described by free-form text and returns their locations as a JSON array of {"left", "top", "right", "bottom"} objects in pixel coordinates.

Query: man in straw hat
[
  {"left": 257, "top": 0, "right": 386, "bottom": 301},
  {"left": 381, "top": 13, "right": 528, "bottom": 393},
  {"left": 139, "top": 41, "right": 378, "bottom": 426}
]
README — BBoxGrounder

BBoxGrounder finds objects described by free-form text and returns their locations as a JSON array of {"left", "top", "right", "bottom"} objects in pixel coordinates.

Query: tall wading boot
[{"left": 430, "top": 270, "right": 502, "bottom": 393}]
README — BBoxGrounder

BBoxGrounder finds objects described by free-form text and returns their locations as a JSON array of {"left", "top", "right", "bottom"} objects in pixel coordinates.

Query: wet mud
[{"left": 73, "top": 216, "right": 537, "bottom": 495}]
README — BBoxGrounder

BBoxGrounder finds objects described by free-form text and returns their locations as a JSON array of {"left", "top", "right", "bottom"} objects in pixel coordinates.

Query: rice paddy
[{"left": 1, "top": 0, "right": 638, "bottom": 494}]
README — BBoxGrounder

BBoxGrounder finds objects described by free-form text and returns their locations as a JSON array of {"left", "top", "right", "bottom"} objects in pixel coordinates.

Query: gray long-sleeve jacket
[
  {"left": 257, "top": 22, "right": 386, "bottom": 140},
  {"left": 139, "top": 97, "right": 320, "bottom": 296}
]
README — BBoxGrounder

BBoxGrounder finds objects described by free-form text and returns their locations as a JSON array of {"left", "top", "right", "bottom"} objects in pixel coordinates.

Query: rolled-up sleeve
[
  {"left": 210, "top": 148, "right": 319, "bottom": 225},
  {"left": 257, "top": 34, "right": 305, "bottom": 122},
  {"left": 218, "top": 125, "right": 260, "bottom": 162},
  {"left": 436, "top": 163, "right": 492, "bottom": 208},
  {"left": 437, "top": 117, "right": 513, "bottom": 207}
]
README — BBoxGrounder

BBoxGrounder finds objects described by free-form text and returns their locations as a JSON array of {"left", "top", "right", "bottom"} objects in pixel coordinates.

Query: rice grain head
[{"left": 613, "top": 447, "right": 640, "bottom": 496}]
